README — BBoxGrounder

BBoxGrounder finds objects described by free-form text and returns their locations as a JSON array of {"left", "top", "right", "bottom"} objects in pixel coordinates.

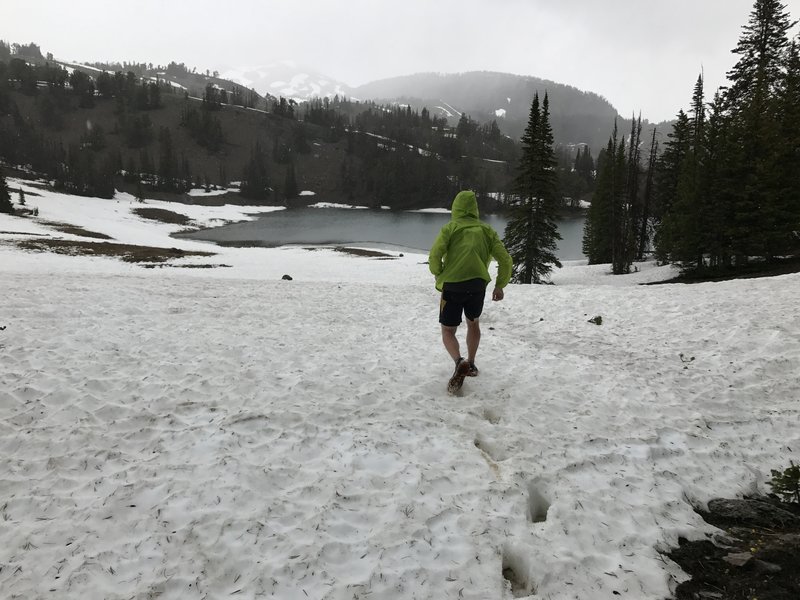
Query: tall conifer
[
  {"left": 724, "top": 0, "right": 796, "bottom": 261},
  {"left": 0, "top": 171, "right": 13, "bottom": 213},
  {"left": 504, "top": 92, "right": 562, "bottom": 283},
  {"left": 583, "top": 131, "right": 616, "bottom": 264}
]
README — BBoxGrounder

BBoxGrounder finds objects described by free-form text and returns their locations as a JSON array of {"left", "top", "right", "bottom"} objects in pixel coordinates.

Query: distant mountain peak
[{"left": 219, "top": 62, "right": 351, "bottom": 101}]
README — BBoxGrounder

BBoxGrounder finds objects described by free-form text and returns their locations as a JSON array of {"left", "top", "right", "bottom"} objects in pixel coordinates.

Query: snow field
[{"left": 1, "top": 180, "right": 799, "bottom": 599}]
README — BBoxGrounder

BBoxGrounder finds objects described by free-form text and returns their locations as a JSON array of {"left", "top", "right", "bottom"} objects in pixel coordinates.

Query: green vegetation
[
  {"left": 504, "top": 92, "right": 562, "bottom": 283},
  {"left": 0, "top": 170, "right": 13, "bottom": 213},
  {"left": 769, "top": 462, "right": 800, "bottom": 503},
  {"left": 584, "top": 0, "right": 800, "bottom": 278}
]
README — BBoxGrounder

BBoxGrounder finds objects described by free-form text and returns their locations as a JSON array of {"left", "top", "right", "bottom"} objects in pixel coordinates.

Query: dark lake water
[{"left": 180, "top": 207, "right": 587, "bottom": 260}]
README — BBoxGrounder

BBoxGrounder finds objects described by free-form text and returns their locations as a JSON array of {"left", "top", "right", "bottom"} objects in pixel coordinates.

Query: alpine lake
[{"left": 177, "top": 207, "right": 587, "bottom": 260}]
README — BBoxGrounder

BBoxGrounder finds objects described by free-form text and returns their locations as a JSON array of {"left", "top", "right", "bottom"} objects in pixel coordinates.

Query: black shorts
[{"left": 439, "top": 278, "right": 487, "bottom": 326}]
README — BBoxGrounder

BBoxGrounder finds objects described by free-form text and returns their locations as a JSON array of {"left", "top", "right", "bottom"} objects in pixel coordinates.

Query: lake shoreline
[{"left": 176, "top": 205, "right": 588, "bottom": 260}]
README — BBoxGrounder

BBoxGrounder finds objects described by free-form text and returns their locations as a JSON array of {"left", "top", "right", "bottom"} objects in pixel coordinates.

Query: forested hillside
[
  {"left": 0, "top": 41, "right": 596, "bottom": 210},
  {"left": 352, "top": 71, "right": 664, "bottom": 154}
]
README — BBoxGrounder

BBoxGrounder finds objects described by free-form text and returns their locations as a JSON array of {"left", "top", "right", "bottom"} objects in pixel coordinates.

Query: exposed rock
[
  {"left": 707, "top": 497, "right": 800, "bottom": 528},
  {"left": 722, "top": 551, "right": 752, "bottom": 567},
  {"left": 282, "top": 274, "right": 293, "bottom": 280},
  {"left": 752, "top": 559, "right": 782, "bottom": 574},
  {"left": 695, "top": 592, "right": 723, "bottom": 600},
  {"left": 669, "top": 496, "right": 800, "bottom": 600}
]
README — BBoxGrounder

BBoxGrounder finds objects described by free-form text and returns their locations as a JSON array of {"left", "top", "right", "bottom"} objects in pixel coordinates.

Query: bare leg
[
  {"left": 466, "top": 318, "right": 481, "bottom": 362},
  {"left": 441, "top": 325, "right": 461, "bottom": 362}
]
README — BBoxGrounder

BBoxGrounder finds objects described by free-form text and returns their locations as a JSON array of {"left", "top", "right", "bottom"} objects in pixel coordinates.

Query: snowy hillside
[{"left": 1, "top": 180, "right": 799, "bottom": 599}]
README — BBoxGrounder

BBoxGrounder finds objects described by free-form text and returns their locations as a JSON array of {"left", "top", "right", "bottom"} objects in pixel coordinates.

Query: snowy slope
[
  {"left": 220, "top": 61, "right": 351, "bottom": 102},
  {"left": 1, "top": 181, "right": 799, "bottom": 600}
]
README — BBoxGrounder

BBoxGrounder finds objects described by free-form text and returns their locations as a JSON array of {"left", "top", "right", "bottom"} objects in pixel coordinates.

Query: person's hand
[{"left": 492, "top": 287, "right": 504, "bottom": 301}]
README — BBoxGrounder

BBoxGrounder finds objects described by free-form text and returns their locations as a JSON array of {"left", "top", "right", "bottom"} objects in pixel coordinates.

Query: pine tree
[
  {"left": 504, "top": 92, "right": 562, "bottom": 284},
  {"left": 703, "top": 91, "right": 733, "bottom": 268},
  {"left": 615, "top": 115, "right": 643, "bottom": 274},
  {"left": 638, "top": 127, "right": 658, "bottom": 259},
  {"left": 240, "top": 142, "right": 270, "bottom": 201},
  {"left": 583, "top": 124, "right": 620, "bottom": 265},
  {"left": 283, "top": 161, "right": 298, "bottom": 200},
  {"left": 157, "top": 127, "right": 178, "bottom": 192},
  {"left": 773, "top": 40, "right": 800, "bottom": 255},
  {"left": 724, "top": 0, "right": 796, "bottom": 262},
  {"left": 610, "top": 135, "right": 628, "bottom": 273},
  {"left": 660, "top": 75, "right": 708, "bottom": 268},
  {"left": 653, "top": 111, "right": 691, "bottom": 261},
  {"left": 0, "top": 171, "right": 13, "bottom": 213}
]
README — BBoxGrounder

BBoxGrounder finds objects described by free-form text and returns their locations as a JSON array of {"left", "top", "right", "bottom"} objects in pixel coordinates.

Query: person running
[{"left": 428, "top": 190, "right": 512, "bottom": 393}]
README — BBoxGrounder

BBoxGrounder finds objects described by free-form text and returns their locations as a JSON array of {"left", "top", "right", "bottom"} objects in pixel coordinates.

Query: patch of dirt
[
  {"left": 17, "top": 239, "right": 213, "bottom": 263},
  {"left": 333, "top": 246, "right": 398, "bottom": 259},
  {"left": 213, "top": 240, "right": 267, "bottom": 248},
  {"left": 132, "top": 207, "right": 192, "bottom": 225},
  {"left": 0, "top": 230, "right": 49, "bottom": 236},
  {"left": 669, "top": 497, "right": 800, "bottom": 600},
  {"left": 141, "top": 263, "right": 232, "bottom": 269},
  {"left": 42, "top": 222, "right": 113, "bottom": 240}
]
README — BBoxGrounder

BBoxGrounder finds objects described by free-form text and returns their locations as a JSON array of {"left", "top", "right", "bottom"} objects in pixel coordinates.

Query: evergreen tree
[
  {"left": 652, "top": 111, "right": 691, "bottom": 261},
  {"left": 610, "top": 135, "right": 628, "bottom": 273},
  {"left": 724, "top": 0, "right": 796, "bottom": 261},
  {"left": 240, "top": 142, "right": 270, "bottom": 200},
  {"left": 659, "top": 76, "right": 707, "bottom": 268},
  {"left": 773, "top": 40, "right": 800, "bottom": 251},
  {"left": 575, "top": 145, "right": 595, "bottom": 189},
  {"left": 504, "top": 92, "right": 562, "bottom": 284},
  {"left": 157, "top": 127, "right": 179, "bottom": 192},
  {"left": 638, "top": 127, "right": 659, "bottom": 259},
  {"left": 0, "top": 171, "right": 13, "bottom": 214},
  {"left": 139, "top": 148, "right": 154, "bottom": 181},
  {"left": 283, "top": 161, "right": 298, "bottom": 201},
  {"left": 702, "top": 91, "right": 732, "bottom": 268},
  {"left": 148, "top": 82, "right": 161, "bottom": 109},
  {"left": 583, "top": 128, "right": 618, "bottom": 264},
  {"left": 614, "top": 115, "right": 643, "bottom": 274}
]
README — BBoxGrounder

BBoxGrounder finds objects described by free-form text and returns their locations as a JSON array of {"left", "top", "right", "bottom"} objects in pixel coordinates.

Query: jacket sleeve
[
  {"left": 429, "top": 226, "right": 450, "bottom": 277},
  {"left": 489, "top": 231, "right": 513, "bottom": 288}
]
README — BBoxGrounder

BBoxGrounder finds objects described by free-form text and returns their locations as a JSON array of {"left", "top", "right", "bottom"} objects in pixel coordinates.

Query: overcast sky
[{"left": 4, "top": 0, "right": 800, "bottom": 122}]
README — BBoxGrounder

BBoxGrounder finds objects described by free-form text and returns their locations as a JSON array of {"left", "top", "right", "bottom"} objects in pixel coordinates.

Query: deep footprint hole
[
  {"left": 527, "top": 482, "right": 550, "bottom": 523},
  {"left": 502, "top": 545, "right": 535, "bottom": 597},
  {"left": 483, "top": 407, "right": 501, "bottom": 424}
]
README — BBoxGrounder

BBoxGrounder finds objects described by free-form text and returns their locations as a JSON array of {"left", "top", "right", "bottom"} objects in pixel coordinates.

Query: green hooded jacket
[{"left": 428, "top": 190, "right": 513, "bottom": 291}]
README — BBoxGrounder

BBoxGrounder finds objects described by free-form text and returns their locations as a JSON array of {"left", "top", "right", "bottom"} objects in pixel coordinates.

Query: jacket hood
[{"left": 451, "top": 190, "right": 479, "bottom": 220}]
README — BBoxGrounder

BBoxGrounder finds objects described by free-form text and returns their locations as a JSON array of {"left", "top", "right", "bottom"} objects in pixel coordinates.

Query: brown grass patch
[
  {"left": 142, "top": 263, "right": 233, "bottom": 269},
  {"left": 132, "top": 207, "right": 192, "bottom": 225},
  {"left": 37, "top": 220, "right": 113, "bottom": 239},
  {"left": 0, "top": 230, "right": 50, "bottom": 236},
  {"left": 17, "top": 239, "right": 213, "bottom": 263},
  {"left": 334, "top": 246, "right": 398, "bottom": 259}
]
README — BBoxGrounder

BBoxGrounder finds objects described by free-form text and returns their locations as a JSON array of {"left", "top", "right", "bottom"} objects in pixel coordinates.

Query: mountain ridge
[{"left": 220, "top": 65, "right": 665, "bottom": 152}]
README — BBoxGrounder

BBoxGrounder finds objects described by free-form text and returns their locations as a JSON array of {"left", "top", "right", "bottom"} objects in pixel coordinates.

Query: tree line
[
  {"left": 583, "top": 0, "right": 799, "bottom": 276},
  {"left": 0, "top": 40, "right": 599, "bottom": 211}
]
